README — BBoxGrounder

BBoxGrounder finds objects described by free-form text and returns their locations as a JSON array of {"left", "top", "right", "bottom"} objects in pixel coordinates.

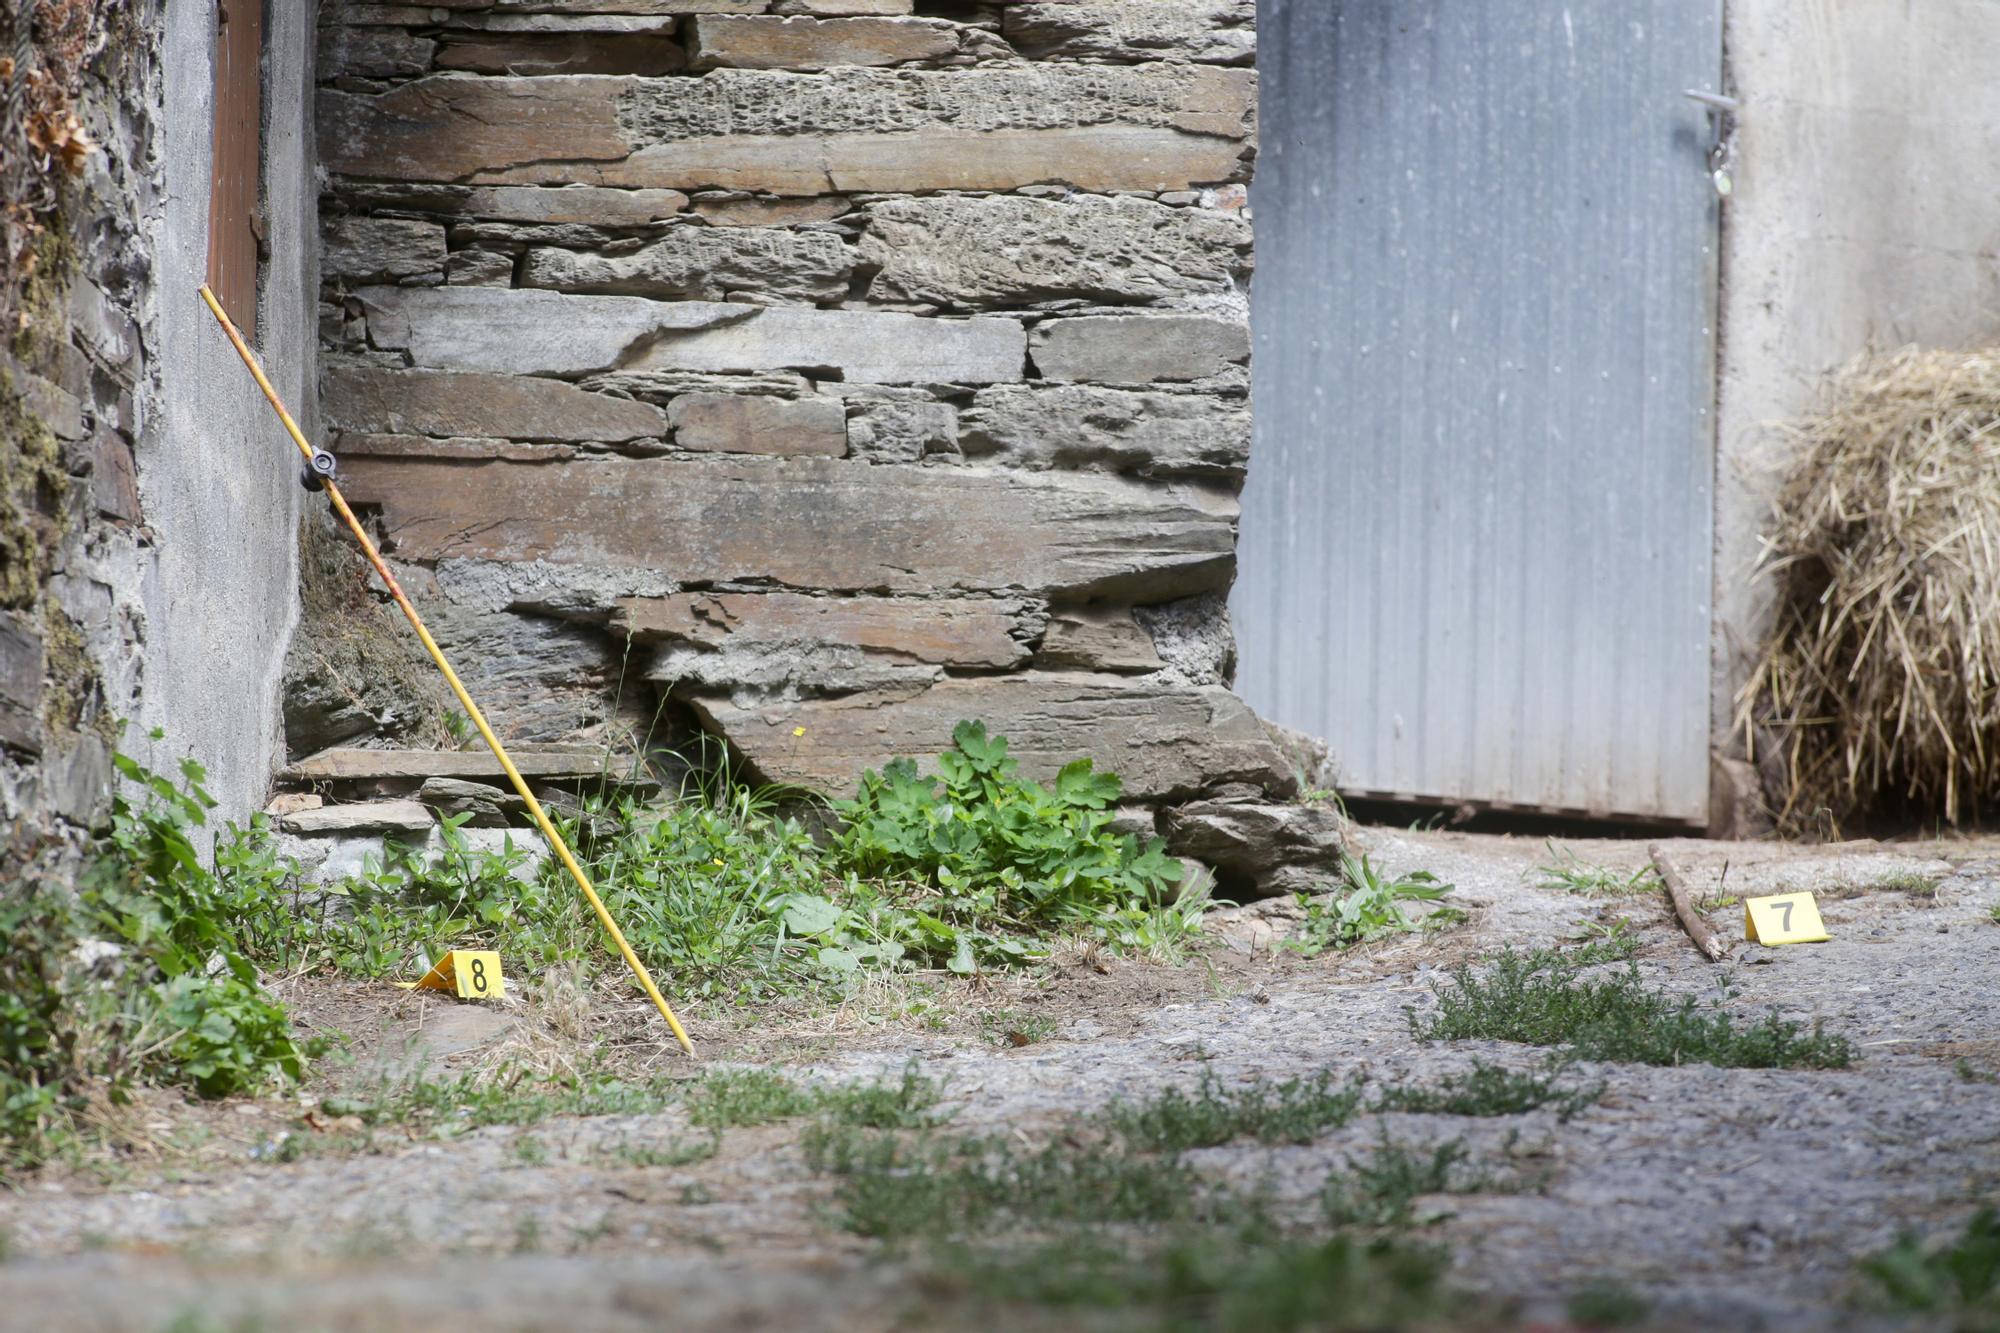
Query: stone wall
[
  {"left": 2, "top": 2, "right": 317, "bottom": 876},
  {"left": 312, "top": 0, "right": 1297, "bottom": 811}
]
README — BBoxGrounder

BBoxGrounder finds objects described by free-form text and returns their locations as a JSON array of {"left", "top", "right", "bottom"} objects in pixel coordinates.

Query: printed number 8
[
  {"left": 469, "top": 958, "right": 488, "bottom": 993},
  {"left": 1775, "top": 901, "right": 1794, "bottom": 931}
]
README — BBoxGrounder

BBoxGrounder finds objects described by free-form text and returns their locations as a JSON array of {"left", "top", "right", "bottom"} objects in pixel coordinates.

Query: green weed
[
  {"left": 1371, "top": 1060, "right": 1602, "bottom": 1122},
  {"left": 1856, "top": 1208, "right": 2000, "bottom": 1321},
  {"left": 829, "top": 721, "right": 1194, "bottom": 966},
  {"left": 600, "top": 1132, "right": 721, "bottom": 1169},
  {"left": 1538, "top": 842, "right": 1659, "bottom": 896},
  {"left": 1563, "top": 917, "right": 1643, "bottom": 965},
  {"left": 1568, "top": 1280, "right": 1653, "bottom": 1327},
  {"left": 1320, "top": 1137, "right": 1483, "bottom": 1229},
  {"left": 925, "top": 1230, "right": 1454, "bottom": 1332},
  {"left": 687, "top": 1063, "right": 946, "bottom": 1131},
  {"left": 1415, "top": 948, "right": 1853, "bottom": 1070},
  {"left": 1282, "top": 853, "right": 1462, "bottom": 956},
  {"left": 1101, "top": 1070, "right": 1367, "bottom": 1151},
  {"left": 1956, "top": 1058, "right": 1999, "bottom": 1085}
]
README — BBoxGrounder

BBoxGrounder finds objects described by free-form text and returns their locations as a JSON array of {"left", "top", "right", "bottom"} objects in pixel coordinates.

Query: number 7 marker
[{"left": 1744, "top": 892, "right": 1829, "bottom": 946}]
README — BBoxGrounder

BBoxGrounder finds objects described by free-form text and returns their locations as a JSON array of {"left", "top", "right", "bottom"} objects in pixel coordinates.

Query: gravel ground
[{"left": 3, "top": 829, "right": 1997, "bottom": 1331}]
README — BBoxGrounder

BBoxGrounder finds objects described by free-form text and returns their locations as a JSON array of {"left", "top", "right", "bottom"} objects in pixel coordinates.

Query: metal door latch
[{"left": 1683, "top": 89, "right": 1739, "bottom": 198}]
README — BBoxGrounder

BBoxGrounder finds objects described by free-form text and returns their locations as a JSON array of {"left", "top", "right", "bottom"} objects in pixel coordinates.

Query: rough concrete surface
[
  {"left": 3, "top": 831, "right": 1995, "bottom": 1330},
  {"left": 137, "top": 2, "right": 318, "bottom": 822}
]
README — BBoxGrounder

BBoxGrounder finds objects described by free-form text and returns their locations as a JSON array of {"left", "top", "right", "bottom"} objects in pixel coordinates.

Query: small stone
[
  {"left": 417, "top": 777, "right": 523, "bottom": 827},
  {"left": 1160, "top": 799, "right": 1347, "bottom": 900},
  {"left": 264, "top": 792, "right": 324, "bottom": 817}
]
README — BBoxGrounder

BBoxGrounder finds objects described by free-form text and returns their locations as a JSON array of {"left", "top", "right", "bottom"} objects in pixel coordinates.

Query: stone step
[{"left": 281, "top": 745, "right": 628, "bottom": 784}]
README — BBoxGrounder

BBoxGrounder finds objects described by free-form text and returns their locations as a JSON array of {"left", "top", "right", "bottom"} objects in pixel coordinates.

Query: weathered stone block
[
  {"left": 1160, "top": 798, "right": 1345, "bottom": 899},
  {"left": 469, "top": 185, "right": 691, "bottom": 225},
  {"left": 615, "top": 592, "right": 1034, "bottom": 668},
  {"left": 959, "top": 383, "right": 1249, "bottom": 482},
  {"left": 520, "top": 226, "right": 852, "bottom": 303},
  {"left": 335, "top": 452, "right": 1238, "bottom": 599},
  {"left": 690, "top": 674, "right": 1296, "bottom": 801},
  {"left": 619, "top": 66, "right": 1254, "bottom": 142},
  {"left": 692, "top": 195, "right": 850, "bottom": 227},
  {"left": 861, "top": 193, "right": 1251, "bottom": 309},
  {"left": 0, "top": 610, "right": 42, "bottom": 753},
  {"left": 319, "top": 26, "right": 436, "bottom": 79},
  {"left": 668, "top": 392, "right": 847, "bottom": 456},
  {"left": 281, "top": 799, "right": 436, "bottom": 836},
  {"left": 687, "top": 16, "right": 972, "bottom": 70},
  {"left": 418, "top": 777, "right": 526, "bottom": 827},
  {"left": 446, "top": 250, "right": 517, "bottom": 287},
  {"left": 325, "top": 364, "right": 666, "bottom": 443},
  {"left": 773, "top": 0, "right": 914, "bottom": 13},
  {"left": 281, "top": 745, "right": 617, "bottom": 784},
  {"left": 836, "top": 386, "right": 958, "bottom": 463},
  {"left": 439, "top": 13, "right": 681, "bottom": 34},
  {"left": 358, "top": 286, "right": 1026, "bottom": 383},
  {"left": 319, "top": 67, "right": 1253, "bottom": 194},
  {"left": 1031, "top": 313, "right": 1248, "bottom": 384},
  {"left": 1039, "top": 606, "right": 1163, "bottom": 673},
  {"left": 437, "top": 33, "right": 685, "bottom": 76},
  {"left": 1005, "top": 0, "right": 1255, "bottom": 65},
  {"left": 323, "top": 216, "right": 446, "bottom": 285}
]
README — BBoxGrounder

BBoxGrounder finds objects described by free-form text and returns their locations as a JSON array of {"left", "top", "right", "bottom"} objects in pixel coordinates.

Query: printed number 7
[{"left": 1775, "top": 901, "right": 1794, "bottom": 932}]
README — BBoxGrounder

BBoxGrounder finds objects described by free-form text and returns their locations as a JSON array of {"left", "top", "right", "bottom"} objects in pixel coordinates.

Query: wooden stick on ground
[{"left": 1649, "top": 843, "right": 1730, "bottom": 962}]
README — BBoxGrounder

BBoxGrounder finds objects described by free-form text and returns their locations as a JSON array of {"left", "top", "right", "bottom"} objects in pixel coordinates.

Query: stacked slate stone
[{"left": 312, "top": 0, "right": 1306, "bottom": 830}]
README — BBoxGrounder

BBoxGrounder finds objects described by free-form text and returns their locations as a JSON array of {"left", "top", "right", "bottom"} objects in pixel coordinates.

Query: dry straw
[{"left": 1739, "top": 347, "right": 2000, "bottom": 830}]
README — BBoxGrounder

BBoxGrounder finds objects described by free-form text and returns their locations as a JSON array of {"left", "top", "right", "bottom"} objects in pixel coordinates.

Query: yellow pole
[{"left": 199, "top": 284, "right": 696, "bottom": 1058}]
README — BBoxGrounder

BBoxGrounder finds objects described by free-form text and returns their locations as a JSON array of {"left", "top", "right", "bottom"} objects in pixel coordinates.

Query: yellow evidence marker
[
  {"left": 1743, "top": 892, "right": 1829, "bottom": 946},
  {"left": 398, "top": 950, "right": 506, "bottom": 1000}
]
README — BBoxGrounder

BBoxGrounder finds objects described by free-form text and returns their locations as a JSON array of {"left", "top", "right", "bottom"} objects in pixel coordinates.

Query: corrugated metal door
[{"left": 1235, "top": 0, "right": 1722, "bottom": 822}]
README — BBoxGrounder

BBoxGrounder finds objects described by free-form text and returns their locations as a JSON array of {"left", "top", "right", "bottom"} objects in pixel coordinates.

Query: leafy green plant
[
  {"left": 1856, "top": 1208, "right": 2000, "bottom": 1322},
  {"left": 1415, "top": 947, "right": 1853, "bottom": 1070},
  {"left": 828, "top": 721, "right": 1189, "bottom": 961},
  {"left": 1283, "top": 853, "right": 1461, "bottom": 956},
  {"left": 3, "top": 740, "right": 310, "bottom": 1168}
]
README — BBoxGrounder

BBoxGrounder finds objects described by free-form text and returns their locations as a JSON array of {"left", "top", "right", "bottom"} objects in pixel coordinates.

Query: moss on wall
[{"left": 0, "top": 366, "right": 70, "bottom": 612}]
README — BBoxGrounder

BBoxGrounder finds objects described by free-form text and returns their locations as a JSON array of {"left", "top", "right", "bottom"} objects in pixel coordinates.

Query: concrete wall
[
  {"left": 0, "top": 0, "right": 316, "bottom": 874},
  {"left": 1714, "top": 0, "right": 2000, "bottom": 753},
  {"left": 138, "top": 0, "right": 318, "bottom": 820},
  {"left": 308, "top": 0, "right": 1293, "bottom": 809}
]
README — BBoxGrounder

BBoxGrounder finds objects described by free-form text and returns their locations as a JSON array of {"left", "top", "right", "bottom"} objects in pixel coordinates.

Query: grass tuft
[
  {"left": 1415, "top": 948, "right": 1853, "bottom": 1070},
  {"left": 1372, "top": 1060, "right": 1603, "bottom": 1122},
  {"left": 1101, "top": 1070, "right": 1368, "bottom": 1151}
]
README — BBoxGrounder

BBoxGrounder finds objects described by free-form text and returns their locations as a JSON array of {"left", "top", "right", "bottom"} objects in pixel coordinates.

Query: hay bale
[{"left": 1741, "top": 348, "right": 2000, "bottom": 829}]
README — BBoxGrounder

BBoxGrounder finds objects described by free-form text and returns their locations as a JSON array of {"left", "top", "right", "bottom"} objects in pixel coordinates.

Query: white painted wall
[{"left": 1713, "top": 0, "right": 2000, "bottom": 751}]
